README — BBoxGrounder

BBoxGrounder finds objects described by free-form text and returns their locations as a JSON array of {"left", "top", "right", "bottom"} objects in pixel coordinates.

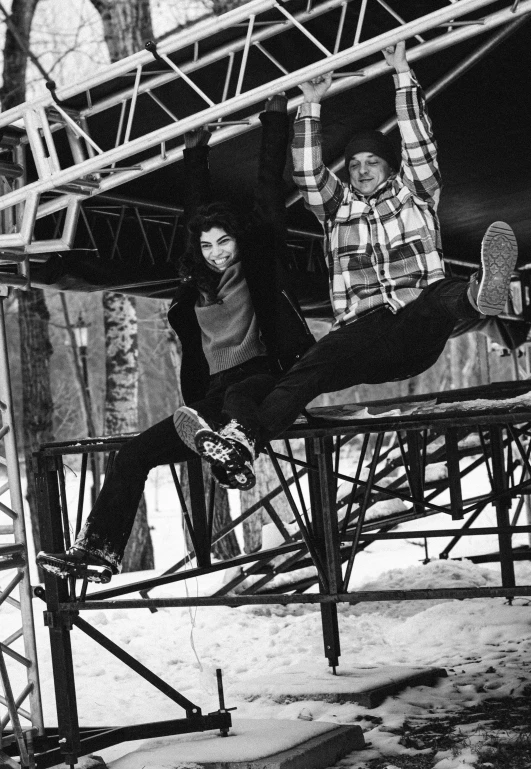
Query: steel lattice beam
[
  {"left": 0, "top": 0, "right": 529, "bottom": 275},
  {"left": 0, "top": 292, "right": 44, "bottom": 757}
]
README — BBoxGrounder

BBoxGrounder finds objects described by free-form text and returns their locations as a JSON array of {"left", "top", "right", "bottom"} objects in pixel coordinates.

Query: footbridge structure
[{"left": 1, "top": 0, "right": 531, "bottom": 767}]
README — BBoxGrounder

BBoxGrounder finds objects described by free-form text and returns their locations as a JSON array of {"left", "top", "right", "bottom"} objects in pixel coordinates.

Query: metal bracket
[{"left": 43, "top": 610, "right": 78, "bottom": 630}]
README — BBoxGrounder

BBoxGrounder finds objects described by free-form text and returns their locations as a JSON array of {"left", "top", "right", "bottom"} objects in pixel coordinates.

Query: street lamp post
[{"left": 73, "top": 313, "right": 100, "bottom": 506}]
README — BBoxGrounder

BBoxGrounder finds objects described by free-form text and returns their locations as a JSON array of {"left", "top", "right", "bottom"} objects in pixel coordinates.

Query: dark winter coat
[{"left": 167, "top": 111, "right": 315, "bottom": 405}]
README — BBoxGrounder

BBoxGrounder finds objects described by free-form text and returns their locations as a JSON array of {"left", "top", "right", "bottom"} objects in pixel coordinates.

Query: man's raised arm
[
  {"left": 384, "top": 41, "right": 441, "bottom": 207},
  {"left": 292, "top": 73, "right": 345, "bottom": 224}
]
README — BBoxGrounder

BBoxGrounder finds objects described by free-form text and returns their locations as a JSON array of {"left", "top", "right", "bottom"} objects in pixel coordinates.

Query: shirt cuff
[
  {"left": 393, "top": 69, "right": 417, "bottom": 89},
  {"left": 295, "top": 102, "right": 321, "bottom": 120}
]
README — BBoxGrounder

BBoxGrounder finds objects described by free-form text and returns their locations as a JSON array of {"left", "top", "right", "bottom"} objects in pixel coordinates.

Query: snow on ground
[{"left": 3, "top": 464, "right": 531, "bottom": 768}]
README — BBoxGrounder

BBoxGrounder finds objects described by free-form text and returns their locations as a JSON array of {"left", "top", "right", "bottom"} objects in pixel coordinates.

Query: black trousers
[
  {"left": 75, "top": 357, "right": 276, "bottom": 568},
  {"left": 258, "top": 277, "right": 478, "bottom": 443}
]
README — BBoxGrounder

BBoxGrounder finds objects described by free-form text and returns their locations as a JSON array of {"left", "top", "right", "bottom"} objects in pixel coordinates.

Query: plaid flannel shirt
[{"left": 292, "top": 70, "right": 445, "bottom": 327}]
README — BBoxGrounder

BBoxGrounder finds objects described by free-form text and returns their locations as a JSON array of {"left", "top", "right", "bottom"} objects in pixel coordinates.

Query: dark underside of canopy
[{"left": 28, "top": 1, "right": 531, "bottom": 326}]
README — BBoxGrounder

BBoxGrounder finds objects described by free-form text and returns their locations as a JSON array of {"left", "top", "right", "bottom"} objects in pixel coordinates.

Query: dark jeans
[
  {"left": 76, "top": 357, "right": 276, "bottom": 567},
  {"left": 258, "top": 277, "right": 478, "bottom": 443},
  {"left": 189, "top": 356, "right": 276, "bottom": 434}
]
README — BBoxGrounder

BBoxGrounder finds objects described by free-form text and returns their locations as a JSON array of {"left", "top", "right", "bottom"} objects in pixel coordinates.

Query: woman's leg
[{"left": 68, "top": 417, "right": 196, "bottom": 569}]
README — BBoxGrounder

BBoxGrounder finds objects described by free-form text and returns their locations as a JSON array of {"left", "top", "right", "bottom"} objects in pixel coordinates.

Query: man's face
[{"left": 348, "top": 152, "right": 392, "bottom": 196}]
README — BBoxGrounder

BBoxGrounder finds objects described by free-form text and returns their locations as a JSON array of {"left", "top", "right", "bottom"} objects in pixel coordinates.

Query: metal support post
[
  {"left": 445, "top": 429, "right": 464, "bottom": 520},
  {"left": 405, "top": 431, "right": 425, "bottom": 517},
  {"left": 306, "top": 438, "right": 341, "bottom": 671},
  {"left": 489, "top": 426, "right": 516, "bottom": 590},
  {"left": 185, "top": 458, "right": 211, "bottom": 568},
  {"left": 34, "top": 452, "right": 80, "bottom": 765},
  {"left": 0, "top": 290, "right": 44, "bottom": 755}
]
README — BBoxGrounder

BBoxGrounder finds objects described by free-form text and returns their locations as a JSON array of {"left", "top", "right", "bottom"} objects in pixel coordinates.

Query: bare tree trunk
[
  {"left": 90, "top": 0, "right": 155, "bottom": 572},
  {"left": 17, "top": 291, "right": 54, "bottom": 556},
  {"left": 89, "top": 0, "right": 153, "bottom": 59},
  {"left": 1, "top": 0, "right": 53, "bottom": 556},
  {"left": 102, "top": 291, "right": 154, "bottom": 571},
  {"left": 0, "top": 0, "right": 39, "bottom": 109}
]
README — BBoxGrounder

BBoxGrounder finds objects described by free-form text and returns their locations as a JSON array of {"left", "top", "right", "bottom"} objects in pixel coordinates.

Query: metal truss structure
[
  {"left": 6, "top": 378, "right": 526, "bottom": 767},
  {"left": 0, "top": 289, "right": 44, "bottom": 767},
  {"left": 0, "top": 0, "right": 530, "bottom": 281}
]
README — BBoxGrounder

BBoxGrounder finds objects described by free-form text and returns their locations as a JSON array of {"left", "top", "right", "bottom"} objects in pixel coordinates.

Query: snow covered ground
[{"left": 3, "top": 464, "right": 531, "bottom": 769}]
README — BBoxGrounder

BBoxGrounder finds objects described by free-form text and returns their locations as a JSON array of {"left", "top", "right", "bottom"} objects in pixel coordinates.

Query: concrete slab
[
  {"left": 108, "top": 717, "right": 364, "bottom": 769},
  {"left": 232, "top": 664, "right": 447, "bottom": 708}
]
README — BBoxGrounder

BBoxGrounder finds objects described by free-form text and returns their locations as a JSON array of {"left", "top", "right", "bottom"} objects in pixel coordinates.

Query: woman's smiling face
[{"left": 200, "top": 226, "right": 238, "bottom": 272}]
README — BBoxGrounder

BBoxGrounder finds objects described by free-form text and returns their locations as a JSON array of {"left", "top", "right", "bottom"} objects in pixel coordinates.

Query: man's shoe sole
[
  {"left": 477, "top": 222, "right": 518, "bottom": 316},
  {"left": 174, "top": 407, "right": 210, "bottom": 454}
]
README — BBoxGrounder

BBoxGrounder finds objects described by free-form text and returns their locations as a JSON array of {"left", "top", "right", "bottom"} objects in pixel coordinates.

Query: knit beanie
[{"left": 344, "top": 130, "right": 398, "bottom": 172}]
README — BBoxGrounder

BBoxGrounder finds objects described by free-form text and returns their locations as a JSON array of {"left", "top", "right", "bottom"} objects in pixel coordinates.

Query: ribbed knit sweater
[{"left": 195, "top": 261, "right": 267, "bottom": 374}]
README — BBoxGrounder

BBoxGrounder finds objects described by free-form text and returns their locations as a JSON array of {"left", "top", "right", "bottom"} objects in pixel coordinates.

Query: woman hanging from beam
[{"left": 37, "top": 94, "right": 314, "bottom": 584}]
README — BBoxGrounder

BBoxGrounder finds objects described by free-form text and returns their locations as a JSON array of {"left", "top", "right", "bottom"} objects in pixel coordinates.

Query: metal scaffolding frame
[
  {"left": 0, "top": 289, "right": 44, "bottom": 766},
  {"left": 0, "top": 0, "right": 530, "bottom": 272},
  {"left": 22, "top": 379, "right": 531, "bottom": 767}
]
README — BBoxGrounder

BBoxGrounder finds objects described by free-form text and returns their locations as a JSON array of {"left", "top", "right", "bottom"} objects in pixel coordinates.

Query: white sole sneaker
[
  {"left": 173, "top": 407, "right": 210, "bottom": 454},
  {"left": 477, "top": 222, "right": 518, "bottom": 316}
]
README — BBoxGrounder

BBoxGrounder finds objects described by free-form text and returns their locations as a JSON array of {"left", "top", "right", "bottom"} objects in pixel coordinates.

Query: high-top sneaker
[
  {"left": 195, "top": 420, "right": 256, "bottom": 491},
  {"left": 173, "top": 406, "right": 211, "bottom": 454},
  {"left": 36, "top": 547, "right": 115, "bottom": 583},
  {"left": 474, "top": 222, "right": 518, "bottom": 316}
]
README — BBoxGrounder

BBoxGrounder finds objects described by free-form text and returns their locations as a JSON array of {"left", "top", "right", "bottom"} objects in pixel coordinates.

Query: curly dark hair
[{"left": 179, "top": 202, "right": 244, "bottom": 302}]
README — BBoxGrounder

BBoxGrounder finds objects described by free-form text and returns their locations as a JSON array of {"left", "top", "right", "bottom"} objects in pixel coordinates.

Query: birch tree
[{"left": 88, "top": 0, "right": 154, "bottom": 572}]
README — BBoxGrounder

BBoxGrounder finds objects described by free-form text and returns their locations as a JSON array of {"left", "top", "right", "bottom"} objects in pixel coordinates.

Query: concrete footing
[
  {"left": 109, "top": 718, "right": 365, "bottom": 769},
  {"left": 233, "top": 664, "right": 447, "bottom": 708}
]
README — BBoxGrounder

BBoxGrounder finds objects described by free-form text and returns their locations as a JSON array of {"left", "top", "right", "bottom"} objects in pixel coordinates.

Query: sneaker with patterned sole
[
  {"left": 476, "top": 222, "right": 518, "bottom": 316},
  {"left": 36, "top": 547, "right": 114, "bottom": 583},
  {"left": 195, "top": 428, "right": 256, "bottom": 490},
  {"left": 210, "top": 463, "right": 255, "bottom": 491},
  {"left": 173, "top": 406, "right": 211, "bottom": 454}
]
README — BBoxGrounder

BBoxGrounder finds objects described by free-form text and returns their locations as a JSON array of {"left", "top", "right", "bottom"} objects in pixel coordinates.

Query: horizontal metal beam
[
  {"left": 287, "top": 14, "right": 530, "bottom": 205},
  {"left": 62, "top": 584, "right": 531, "bottom": 610},
  {"left": 0, "top": 0, "right": 523, "bottom": 215}
]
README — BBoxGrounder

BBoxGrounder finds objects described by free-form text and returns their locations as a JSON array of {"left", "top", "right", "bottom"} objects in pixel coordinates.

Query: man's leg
[
  {"left": 444, "top": 222, "right": 518, "bottom": 318},
  {"left": 194, "top": 361, "right": 277, "bottom": 490},
  {"left": 37, "top": 416, "right": 196, "bottom": 580},
  {"left": 258, "top": 307, "right": 419, "bottom": 442},
  {"left": 175, "top": 360, "right": 275, "bottom": 453},
  {"left": 221, "top": 372, "right": 278, "bottom": 434},
  {"left": 257, "top": 270, "right": 492, "bottom": 443},
  {"left": 419, "top": 222, "right": 518, "bottom": 323}
]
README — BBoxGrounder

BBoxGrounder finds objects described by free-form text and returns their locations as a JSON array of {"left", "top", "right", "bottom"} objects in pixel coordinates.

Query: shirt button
[{"left": 380, "top": 270, "right": 385, "bottom": 276}]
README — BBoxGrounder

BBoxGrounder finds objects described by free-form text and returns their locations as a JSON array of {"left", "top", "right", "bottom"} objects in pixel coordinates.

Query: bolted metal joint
[{"left": 43, "top": 610, "right": 78, "bottom": 630}]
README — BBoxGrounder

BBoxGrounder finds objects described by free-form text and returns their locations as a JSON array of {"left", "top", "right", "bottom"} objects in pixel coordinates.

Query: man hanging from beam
[{"left": 194, "top": 41, "right": 519, "bottom": 485}]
